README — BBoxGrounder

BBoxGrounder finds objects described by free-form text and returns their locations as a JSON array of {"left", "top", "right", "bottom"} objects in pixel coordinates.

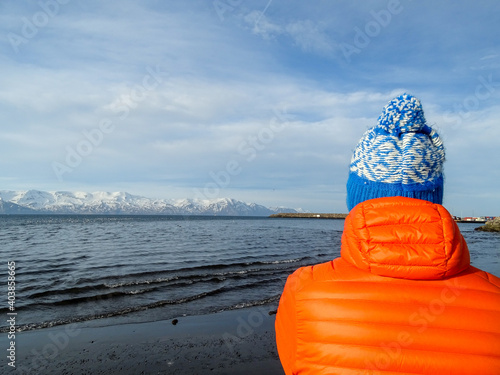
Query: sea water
[{"left": 0, "top": 216, "right": 498, "bottom": 332}]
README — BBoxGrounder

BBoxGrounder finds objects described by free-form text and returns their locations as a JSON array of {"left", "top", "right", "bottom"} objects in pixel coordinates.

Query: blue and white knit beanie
[{"left": 346, "top": 93, "right": 445, "bottom": 211}]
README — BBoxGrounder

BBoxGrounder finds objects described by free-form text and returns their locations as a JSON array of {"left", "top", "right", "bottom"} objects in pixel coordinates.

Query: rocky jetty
[
  {"left": 475, "top": 217, "right": 500, "bottom": 232},
  {"left": 270, "top": 213, "right": 347, "bottom": 219}
]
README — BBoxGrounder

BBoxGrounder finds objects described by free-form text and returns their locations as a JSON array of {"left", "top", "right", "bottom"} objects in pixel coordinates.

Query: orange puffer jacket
[{"left": 275, "top": 197, "right": 500, "bottom": 374}]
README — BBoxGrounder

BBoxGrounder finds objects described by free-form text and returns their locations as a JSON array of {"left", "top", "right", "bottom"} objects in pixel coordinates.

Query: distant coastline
[
  {"left": 269, "top": 213, "right": 348, "bottom": 219},
  {"left": 271, "top": 213, "right": 496, "bottom": 223},
  {"left": 452, "top": 216, "right": 496, "bottom": 224}
]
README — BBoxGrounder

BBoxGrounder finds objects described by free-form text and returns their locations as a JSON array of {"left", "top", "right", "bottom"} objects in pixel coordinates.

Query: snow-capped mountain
[
  {"left": 0, "top": 198, "right": 38, "bottom": 214},
  {"left": 0, "top": 190, "right": 303, "bottom": 216}
]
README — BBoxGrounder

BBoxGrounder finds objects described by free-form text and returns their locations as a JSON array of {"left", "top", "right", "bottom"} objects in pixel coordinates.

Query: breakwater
[{"left": 269, "top": 213, "right": 348, "bottom": 219}]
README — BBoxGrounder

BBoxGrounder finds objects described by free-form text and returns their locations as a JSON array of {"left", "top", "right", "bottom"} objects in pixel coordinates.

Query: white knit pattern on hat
[{"left": 349, "top": 94, "right": 445, "bottom": 186}]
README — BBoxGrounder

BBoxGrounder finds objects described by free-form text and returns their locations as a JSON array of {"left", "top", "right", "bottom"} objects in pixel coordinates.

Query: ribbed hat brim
[{"left": 346, "top": 172, "right": 444, "bottom": 211}]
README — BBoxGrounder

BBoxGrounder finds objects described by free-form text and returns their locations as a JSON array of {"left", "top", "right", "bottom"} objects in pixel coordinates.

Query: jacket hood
[{"left": 341, "top": 197, "right": 470, "bottom": 280}]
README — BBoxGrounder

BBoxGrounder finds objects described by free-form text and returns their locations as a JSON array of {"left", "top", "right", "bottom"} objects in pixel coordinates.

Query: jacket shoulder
[
  {"left": 474, "top": 267, "right": 500, "bottom": 288},
  {"left": 458, "top": 266, "right": 500, "bottom": 292},
  {"left": 285, "top": 260, "right": 338, "bottom": 290}
]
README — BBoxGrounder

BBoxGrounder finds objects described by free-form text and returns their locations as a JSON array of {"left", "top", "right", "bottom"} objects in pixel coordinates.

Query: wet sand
[{"left": 11, "top": 306, "right": 284, "bottom": 375}]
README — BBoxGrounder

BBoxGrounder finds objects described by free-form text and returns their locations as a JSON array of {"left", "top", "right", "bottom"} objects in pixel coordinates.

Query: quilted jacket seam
[
  {"left": 436, "top": 205, "right": 451, "bottom": 277},
  {"left": 298, "top": 316, "right": 500, "bottom": 334},
  {"left": 297, "top": 296, "right": 500, "bottom": 314},
  {"left": 297, "top": 339, "right": 500, "bottom": 359}
]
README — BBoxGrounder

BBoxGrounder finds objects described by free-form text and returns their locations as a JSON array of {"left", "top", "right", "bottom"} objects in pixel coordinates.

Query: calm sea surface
[{"left": 0, "top": 215, "right": 498, "bottom": 332}]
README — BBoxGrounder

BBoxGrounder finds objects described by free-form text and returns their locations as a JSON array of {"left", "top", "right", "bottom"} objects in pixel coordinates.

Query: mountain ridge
[{"left": 0, "top": 190, "right": 305, "bottom": 216}]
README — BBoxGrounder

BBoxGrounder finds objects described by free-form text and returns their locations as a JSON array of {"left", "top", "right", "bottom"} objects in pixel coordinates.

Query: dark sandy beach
[{"left": 10, "top": 306, "right": 284, "bottom": 375}]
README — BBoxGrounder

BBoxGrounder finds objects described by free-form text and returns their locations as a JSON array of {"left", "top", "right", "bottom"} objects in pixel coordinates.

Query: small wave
[
  {"left": 73, "top": 256, "right": 311, "bottom": 285},
  {"left": 258, "top": 257, "right": 307, "bottom": 265},
  {"left": 27, "top": 284, "right": 109, "bottom": 299},
  {"left": 63, "top": 257, "right": 306, "bottom": 288},
  {"left": 36, "top": 288, "right": 158, "bottom": 307},
  {"left": 104, "top": 276, "right": 179, "bottom": 289},
  {"left": 20, "top": 266, "right": 76, "bottom": 276},
  {"left": 227, "top": 294, "right": 281, "bottom": 310},
  {"left": 3, "top": 287, "right": 228, "bottom": 333}
]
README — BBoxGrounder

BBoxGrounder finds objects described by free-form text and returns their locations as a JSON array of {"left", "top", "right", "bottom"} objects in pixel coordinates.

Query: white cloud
[
  {"left": 244, "top": 10, "right": 283, "bottom": 40},
  {"left": 285, "top": 20, "right": 335, "bottom": 56},
  {"left": 243, "top": 11, "right": 336, "bottom": 57}
]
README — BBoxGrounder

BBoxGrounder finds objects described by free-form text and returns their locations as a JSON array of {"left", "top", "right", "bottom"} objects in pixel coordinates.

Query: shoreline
[{"left": 10, "top": 306, "right": 284, "bottom": 375}]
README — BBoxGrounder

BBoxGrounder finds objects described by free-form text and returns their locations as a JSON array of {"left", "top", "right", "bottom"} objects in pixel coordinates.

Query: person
[{"left": 275, "top": 94, "right": 500, "bottom": 374}]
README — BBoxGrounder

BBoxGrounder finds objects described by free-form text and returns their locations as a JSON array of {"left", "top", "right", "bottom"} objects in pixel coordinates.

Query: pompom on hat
[{"left": 346, "top": 93, "right": 445, "bottom": 211}]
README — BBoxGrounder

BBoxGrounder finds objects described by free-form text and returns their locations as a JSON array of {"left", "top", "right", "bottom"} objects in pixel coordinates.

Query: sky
[{"left": 0, "top": 0, "right": 499, "bottom": 215}]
